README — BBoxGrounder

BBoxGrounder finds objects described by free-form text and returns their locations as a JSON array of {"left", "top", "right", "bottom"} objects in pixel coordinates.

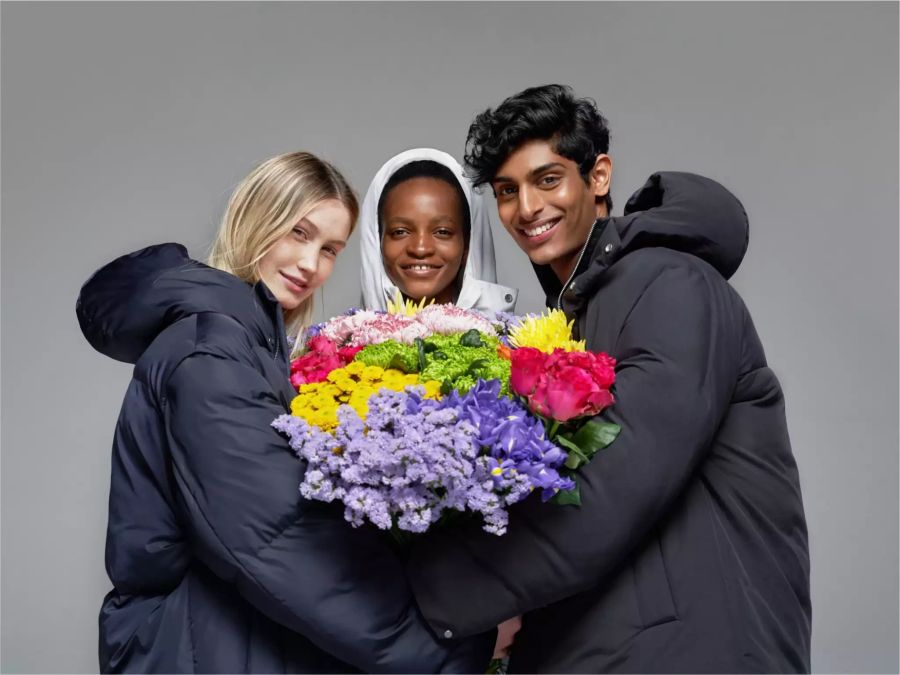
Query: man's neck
[{"left": 549, "top": 252, "right": 580, "bottom": 285}]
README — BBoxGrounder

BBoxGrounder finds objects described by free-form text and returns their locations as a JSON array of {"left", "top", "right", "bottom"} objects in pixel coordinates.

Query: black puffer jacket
[
  {"left": 77, "top": 245, "right": 494, "bottom": 673},
  {"left": 407, "top": 172, "right": 811, "bottom": 673}
]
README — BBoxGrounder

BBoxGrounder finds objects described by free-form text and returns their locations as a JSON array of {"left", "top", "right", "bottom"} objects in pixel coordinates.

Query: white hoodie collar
[{"left": 359, "top": 148, "right": 518, "bottom": 314}]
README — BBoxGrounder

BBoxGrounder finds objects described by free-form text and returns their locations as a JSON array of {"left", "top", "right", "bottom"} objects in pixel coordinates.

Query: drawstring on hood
[{"left": 359, "top": 148, "right": 517, "bottom": 313}]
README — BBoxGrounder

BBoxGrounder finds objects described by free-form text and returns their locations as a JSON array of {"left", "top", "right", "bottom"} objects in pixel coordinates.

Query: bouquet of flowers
[{"left": 273, "top": 296, "right": 620, "bottom": 537}]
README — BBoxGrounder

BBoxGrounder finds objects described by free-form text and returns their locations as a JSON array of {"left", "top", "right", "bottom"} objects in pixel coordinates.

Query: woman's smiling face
[{"left": 380, "top": 177, "right": 468, "bottom": 305}]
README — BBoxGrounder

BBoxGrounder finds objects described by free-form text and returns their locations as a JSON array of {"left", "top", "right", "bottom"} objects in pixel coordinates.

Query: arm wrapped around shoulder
[
  {"left": 165, "top": 342, "right": 494, "bottom": 673},
  {"left": 407, "top": 261, "right": 741, "bottom": 637}
]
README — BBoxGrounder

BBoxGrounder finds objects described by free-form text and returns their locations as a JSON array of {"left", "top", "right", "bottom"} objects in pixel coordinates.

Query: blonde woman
[{"left": 77, "top": 152, "right": 495, "bottom": 673}]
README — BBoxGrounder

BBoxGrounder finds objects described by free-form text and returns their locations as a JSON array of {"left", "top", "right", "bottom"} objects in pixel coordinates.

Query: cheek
[
  {"left": 498, "top": 202, "right": 516, "bottom": 226},
  {"left": 381, "top": 240, "right": 401, "bottom": 267},
  {"left": 315, "top": 256, "right": 337, "bottom": 282},
  {"left": 438, "top": 240, "right": 465, "bottom": 267}
]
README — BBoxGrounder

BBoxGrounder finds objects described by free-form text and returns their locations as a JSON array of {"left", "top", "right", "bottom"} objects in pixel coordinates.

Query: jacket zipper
[{"left": 556, "top": 219, "right": 600, "bottom": 310}]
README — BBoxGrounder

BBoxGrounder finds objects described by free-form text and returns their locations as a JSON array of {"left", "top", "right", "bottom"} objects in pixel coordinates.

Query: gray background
[{"left": 2, "top": 2, "right": 897, "bottom": 672}]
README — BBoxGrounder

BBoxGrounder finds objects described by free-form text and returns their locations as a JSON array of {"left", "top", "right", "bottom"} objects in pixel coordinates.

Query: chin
[{"left": 525, "top": 248, "right": 557, "bottom": 266}]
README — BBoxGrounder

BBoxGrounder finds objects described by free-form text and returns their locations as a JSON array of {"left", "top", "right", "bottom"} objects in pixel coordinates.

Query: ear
[{"left": 589, "top": 154, "right": 613, "bottom": 207}]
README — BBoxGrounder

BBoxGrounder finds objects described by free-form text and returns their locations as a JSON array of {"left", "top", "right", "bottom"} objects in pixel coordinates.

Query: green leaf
[
  {"left": 555, "top": 435, "right": 580, "bottom": 452},
  {"left": 564, "top": 450, "right": 589, "bottom": 470},
  {"left": 552, "top": 483, "right": 581, "bottom": 506},
  {"left": 467, "top": 358, "right": 489, "bottom": 376},
  {"left": 556, "top": 435, "right": 590, "bottom": 469},
  {"left": 440, "top": 379, "right": 454, "bottom": 395},
  {"left": 414, "top": 338, "right": 426, "bottom": 371},
  {"left": 570, "top": 420, "right": 621, "bottom": 458},
  {"left": 431, "top": 351, "right": 448, "bottom": 360},
  {"left": 460, "top": 329, "right": 486, "bottom": 348}
]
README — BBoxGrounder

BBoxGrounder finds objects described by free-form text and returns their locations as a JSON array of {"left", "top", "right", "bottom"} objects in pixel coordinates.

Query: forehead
[
  {"left": 494, "top": 140, "right": 576, "bottom": 181},
  {"left": 383, "top": 177, "right": 462, "bottom": 211},
  {"left": 304, "top": 199, "right": 352, "bottom": 239}
]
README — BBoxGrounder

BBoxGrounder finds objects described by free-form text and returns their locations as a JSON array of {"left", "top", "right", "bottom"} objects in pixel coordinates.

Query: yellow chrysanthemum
[
  {"left": 343, "top": 361, "right": 366, "bottom": 377},
  {"left": 360, "top": 365, "right": 384, "bottom": 382},
  {"left": 289, "top": 362, "right": 445, "bottom": 433},
  {"left": 386, "top": 289, "right": 434, "bottom": 317},
  {"left": 509, "top": 309, "right": 586, "bottom": 353},
  {"left": 422, "top": 380, "right": 443, "bottom": 399}
]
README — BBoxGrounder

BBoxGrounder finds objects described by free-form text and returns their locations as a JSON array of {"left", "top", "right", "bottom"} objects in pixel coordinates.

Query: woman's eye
[
  {"left": 293, "top": 228, "right": 308, "bottom": 240},
  {"left": 322, "top": 246, "right": 338, "bottom": 257}
]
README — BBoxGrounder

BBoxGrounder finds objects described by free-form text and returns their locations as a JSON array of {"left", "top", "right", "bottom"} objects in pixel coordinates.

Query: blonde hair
[{"left": 208, "top": 152, "right": 358, "bottom": 356}]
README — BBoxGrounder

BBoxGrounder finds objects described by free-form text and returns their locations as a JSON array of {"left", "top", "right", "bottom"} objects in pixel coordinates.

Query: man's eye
[
  {"left": 436, "top": 229, "right": 454, "bottom": 237},
  {"left": 540, "top": 175, "right": 560, "bottom": 186},
  {"left": 390, "top": 228, "right": 408, "bottom": 237},
  {"left": 498, "top": 186, "right": 517, "bottom": 197}
]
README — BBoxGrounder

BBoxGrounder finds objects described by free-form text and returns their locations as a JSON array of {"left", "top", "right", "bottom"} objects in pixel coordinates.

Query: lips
[
  {"left": 280, "top": 271, "right": 309, "bottom": 295},
  {"left": 518, "top": 216, "right": 561, "bottom": 244},
  {"left": 399, "top": 263, "right": 444, "bottom": 277}
]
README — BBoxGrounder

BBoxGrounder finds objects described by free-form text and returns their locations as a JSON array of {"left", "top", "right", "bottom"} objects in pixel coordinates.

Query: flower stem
[{"left": 547, "top": 420, "right": 560, "bottom": 440}]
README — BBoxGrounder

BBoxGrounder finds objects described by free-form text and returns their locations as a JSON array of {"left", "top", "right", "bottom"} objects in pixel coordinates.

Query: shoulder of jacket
[
  {"left": 133, "top": 312, "right": 258, "bottom": 391},
  {"left": 615, "top": 247, "right": 727, "bottom": 291}
]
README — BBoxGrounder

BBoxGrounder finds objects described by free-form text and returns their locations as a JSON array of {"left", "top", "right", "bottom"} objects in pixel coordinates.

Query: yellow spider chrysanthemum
[
  {"left": 386, "top": 289, "right": 434, "bottom": 317},
  {"left": 509, "top": 309, "right": 586, "bottom": 353}
]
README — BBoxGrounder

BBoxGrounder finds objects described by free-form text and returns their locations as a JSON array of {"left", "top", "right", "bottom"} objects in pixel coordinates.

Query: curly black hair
[{"left": 464, "top": 84, "right": 612, "bottom": 211}]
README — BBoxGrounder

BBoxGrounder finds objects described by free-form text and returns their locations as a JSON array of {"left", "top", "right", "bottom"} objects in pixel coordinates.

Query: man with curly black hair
[{"left": 408, "top": 84, "right": 811, "bottom": 673}]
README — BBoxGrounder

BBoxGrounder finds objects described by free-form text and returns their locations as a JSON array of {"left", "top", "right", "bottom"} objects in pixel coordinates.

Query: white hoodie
[{"left": 359, "top": 148, "right": 518, "bottom": 313}]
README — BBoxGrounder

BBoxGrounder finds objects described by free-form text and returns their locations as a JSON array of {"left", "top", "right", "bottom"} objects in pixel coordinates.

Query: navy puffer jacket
[
  {"left": 77, "top": 246, "right": 494, "bottom": 673},
  {"left": 407, "top": 173, "right": 811, "bottom": 673}
]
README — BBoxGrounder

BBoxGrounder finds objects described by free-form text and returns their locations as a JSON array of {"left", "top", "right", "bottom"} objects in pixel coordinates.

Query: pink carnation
[
  {"left": 319, "top": 310, "right": 381, "bottom": 346},
  {"left": 346, "top": 313, "right": 429, "bottom": 347},
  {"left": 415, "top": 304, "right": 497, "bottom": 337}
]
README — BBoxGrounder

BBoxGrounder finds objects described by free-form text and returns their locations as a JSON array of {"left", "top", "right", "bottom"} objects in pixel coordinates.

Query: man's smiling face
[{"left": 491, "top": 140, "right": 610, "bottom": 282}]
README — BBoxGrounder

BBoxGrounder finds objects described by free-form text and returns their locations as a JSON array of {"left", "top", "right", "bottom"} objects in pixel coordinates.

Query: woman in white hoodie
[{"left": 359, "top": 148, "right": 517, "bottom": 313}]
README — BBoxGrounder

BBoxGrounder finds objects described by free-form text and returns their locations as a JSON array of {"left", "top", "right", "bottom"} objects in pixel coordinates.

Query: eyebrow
[
  {"left": 386, "top": 215, "right": 456, "bottom": 226},
  {"left": 300, "top": 216, "right": 347, "bottom": 246},
  {"left": 493, "top": 162, "right": 566, "bottom": 184}
]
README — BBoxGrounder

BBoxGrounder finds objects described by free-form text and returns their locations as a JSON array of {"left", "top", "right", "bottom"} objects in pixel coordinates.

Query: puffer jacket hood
[
  {"left": 359, "top": 148, "right": 518, "bottom": 313},
  {"left": 76, "top": 243, "right": 282, "bottom": 364},
  {"left": 533, "top": 172, "right": 749, "bottom": 306}
]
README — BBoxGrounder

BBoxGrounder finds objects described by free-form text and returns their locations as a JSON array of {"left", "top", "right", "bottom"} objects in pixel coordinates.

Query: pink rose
[
  {"left": 509, "top": 347, "right": 548, "bottom": 397},
  {"left": 517, "top": 348, "right": 617, "bottom": 422},
  {"left": 536, "top": 367, "right": 595, "bottom": 422}
]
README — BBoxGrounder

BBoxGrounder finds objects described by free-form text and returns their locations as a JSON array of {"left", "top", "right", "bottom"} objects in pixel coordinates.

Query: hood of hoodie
[
  {"left": 76, "top": 243, "right": 283, "bottom": 364},
  {"left": 359, "top": 148, "right": 518, "bottom": 313},
  {"left": 533, "top": 171, "right": 750, "bottom": 306}
]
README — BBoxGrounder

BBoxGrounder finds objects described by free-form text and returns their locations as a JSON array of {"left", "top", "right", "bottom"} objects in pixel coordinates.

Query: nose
[
  {"left": 518, "top": 184, "right": 544, "bottom": 221},
  {"left": 295, "top": 247, "right": 318, "bottom": 276},
  {"left": 407, "top": 232, "right": 435, "bottom": 257}
]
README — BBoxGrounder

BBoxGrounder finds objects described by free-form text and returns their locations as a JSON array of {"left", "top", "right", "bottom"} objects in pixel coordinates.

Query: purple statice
[
  {"left": 273, "top": 380, "right": 575, "bottom": 536},
  {"left": 276, "top": 386, "right": 522, "bottom": 534},
  {"left": 490, "top": 311, "right": 526, "bottom": 346},
  {"left": 304, "top": 322, "right": 325, "bottom": 339}
]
